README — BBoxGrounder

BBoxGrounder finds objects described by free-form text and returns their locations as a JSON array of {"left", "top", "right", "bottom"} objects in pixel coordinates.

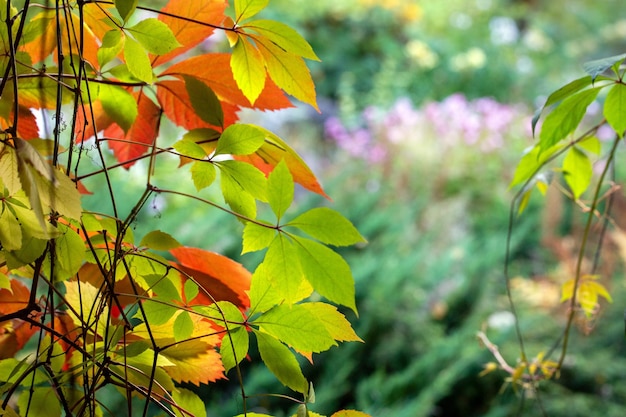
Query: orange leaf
[
  {"left": 152, "top": 0, "right": 227, "bottom": 67},
  {"left": 0, "top": 279, "right": 31, "bottom": 315},
  {"left": 74, "top": 99, "right": 115, "bottom": 142},
  {"left": 105, "top": 90, "right": 161, "bottom": 167},
  {"left": 83, "top": 3, "right": 117, "bottom": 41},
  {"left": 156, "top": 79, "right": 233, "bottom": 131},
  {"left": 236, "top": 131, "right": 329, "bottom": 198},
  {"left": 160, "top": 53, "right": 294, "bottom": 111},
  {"left": 0, "top": 107, "right": 39, "bottom": 140},
  {"left": 170, "top": 247, "right": 251, "bottom": 309},
  {"left": 161, "top": 339, "right": 225, "bottom": 385},
  {"left": 0, "top": 319, "right": 37, "bottom": 359}
]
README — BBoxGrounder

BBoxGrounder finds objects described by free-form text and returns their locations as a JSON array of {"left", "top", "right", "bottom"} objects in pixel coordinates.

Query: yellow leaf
[
  {"left": 560, "top": 279, "right": 575, "bottom": 303},
  {"left": 231, "top": 34, "right": 266, "bottom": 105},
  {"left": 63, "top": 281, "right": 109, "bottom": 338}
]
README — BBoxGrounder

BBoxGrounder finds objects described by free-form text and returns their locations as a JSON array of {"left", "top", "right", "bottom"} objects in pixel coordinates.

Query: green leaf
[
  {"left": 578, "top": 136, "right": 602, "bottom": 155},
  {"left": 244, "top": 19, "right": 319, "bottom": 61},
  {"left": 46, "top": 223, "right": 85, "bottom": 281},
  {"left": 264, "top": 235, "right": 311, "bottom": 304},
  {"left": 604, "top": 83, "right": 626, "bottom": 136},
  {"left": 0, "top": 143, "right": 20, "bottom": 195},
  {"left": 173, "top": 388, "right": 207, "bottom": 417},
  {"left": 126, "top": 18, "right": 181, "bottom": 55},
  {"left": 255, "top": 330, "right": 308, "bottom": 394},
  {"left": 509, "top": 144, "right": 563, "bottom": 189},
  {"left": 221, "top": 327, "right": 249, "bottom": 373},
  {"left": 539, "top": 87, "right": 601, "bottom": 150},
  {"left": 184, "top": 279, "right": 199, "bottom": 302},
  {"left": 141, "top": 300, "right": 181, "bottom": 326},
  {"left": 293, "top": 236, "right": 357, "bottom": 315},
  {"left": 115, "top": 0, "right": 138, "bottom": 22},
  {"left": 191, "top": 161, "right": 216, "bottom": 191},
  {"left": 97, "top": 29, "right": 124, "bottom": 67},
  {"left": 235, "top": 0, "right": 269, "bottom": 22},
  {"left": 0, "top": 204, "right": 22, "bottom": 251},
  {"left": 288, "top": 207, "right": 365, "bottom": 246},
  {"left": 242, "top": 221, "right": 276, "bottom": 254},
  {"left": 255, "top": 304, "right": 335, "bottom": 353},
  {"left": 173, "top": 311, "right": 194, "bottom": 342},
  {"left": 144, "top": 273, "right": 182, "bottom": 303},
  {"left": 300, "top": 302, "right": 363, "bottom": 343},
  {"left": 231, "top": 35, "right": 266, "bottom": 105},
  {"left": 17, "top": 388, "right": 61, "bottom": 417},
  {"left": 267, "top": 159, "right": 293, "bottom": 221},
  {"left": 249, "top": 262, "right": 293, "bottom": 313},
  {"left": 563, "top": 147, "right": 592, "bottom": 200},
  {"left": 183, "top": 75, "right": 224, "bottom": 128},
  {"left": 254, "top": 36, "right": 318, "bottom": 110},
  {"left": 124, "top": 36, "right": 153, "bottom": 83},
  {"left": 219, "top": 160, "right": 267, "bottom": 200},
  {"left": 0, "top": 406, "right": 20, "bottom": 417},
  {"left": 140, "top": 230, "right": 181, "bottom": 250},
  {"left": 99, "top": 83, "right": 138, "bottom": 132},
  {"left": 221, "top": 173, "right": 257, "bottom": 218},
  {"left": 583, "top": 53, "right": 626, "bottom": 81},
  {"left": 173, "top": 138, "right": 208, "bottom": 160},
  {"left": 532, "top": 76, "right": 593, "bottom": 135},
  {"left": 216, "top": 124, "right": 266, "bottom": 156}
]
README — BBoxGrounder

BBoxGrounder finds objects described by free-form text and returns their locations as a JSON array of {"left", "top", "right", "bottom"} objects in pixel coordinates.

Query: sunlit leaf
[
  {"left": 173, "top": 388, "right": 207, "bottom": 417},
  {"left": 299, "top": 303, "right": 362, "bottom": 343},
  {"left": 215, "top": 123, "right": 266, "bottom": 156},
  {"left": 220, "top": 326, "right": 249, "bottom": 373},
  {"left": 604, "top": 83, "right": 626, "bottom": 136},
  {"left": 16, "top": 388, "right": 61, "bottom": 417},
  {"left": 231, "top": 35, "right": 266, "bottom": 105},
  {"left": 244, "top": 19, "right": 319, "bottom": 61},
  {"left": 532, "top": 76, "right": 593, "bottom": 135},
  {"left": 173, "top": 311, "right": 195, "bottom": 342},
  {"left": 242, "top": 221, "right": 276, "bottom": 254},
  {"left": 267, "top": 159, "right": 293, "bottom": 221},
  {"left": 191, "top": 161, "right": 217, "bottom": 191},
  {"left": 126, "top": 18, "right": 181, "bottom": 55},
  {"left": 288, "top": 207, "right": 365, "bottom": 246},
  {"left": 139, "top": 230, "right": 181, "bottom": 250},
  {"left": 161, "top": 339, "right": 225, "bottom": 385},
  {"left": 539, "top": 87, "right": 601, "bottom": 150},
  {"left": 255, "top": 330, "right": 308, "bottom": 394},
  {"left": 115, "top": 0, "right": 138, "bottom": 22},
  {"left": 98, "top": 84, "right": 138, "bottom": 133},
  {"left": 563, "top": 147, "right": 592, "bottom": 199},
  {"left": 124, "top": 36, "right": 153, "bottom": 83},
  {"left": 264, "top": 235, "right": 310, "bottom": 304},
  {"left": 97, "top": 29, "right": 124, "bottom": 67},
  {"left": 330, "top": 411, "right": 373, "bottom": 417},
  {"left": 235, "top": 0, "right": 269, "bottom": 22}
]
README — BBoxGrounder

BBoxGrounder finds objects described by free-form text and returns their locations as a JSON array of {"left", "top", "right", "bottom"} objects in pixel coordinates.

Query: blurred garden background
[{"left": 83, "top": 0, "right": 626, "bottom": 415}]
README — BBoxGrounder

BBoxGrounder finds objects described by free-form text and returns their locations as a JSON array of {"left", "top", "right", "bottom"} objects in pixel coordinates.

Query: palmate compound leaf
[
  {"left": 220, "top": 326, "right": 249, "bottom": 373},
  {"left": 235, "top": 0, "right": 269, "bottom": 23},
  {"left": 287, "top": 207, "right": 366, "bottom": 247},
  {"left": 215, "top": 123, "right": 266, "bottom": 156},
  {"left": 532, "top": 76, "right": 593, "bottom": 135},
  {"left": 172, "top": 388, "right": 207, "bottom": 417},
  {"left": 125, "top": 18, "right": 181, "bottom": 55},
  {"left": 263, "top": 234, "right": 312, "bottom": 305},
  {"left": 183, "top": 75, "right": 224, "bottom": 129},
  {"left": 242, "top": 220, "right": 276, "bottom": 254},
  {"left": 243, "top": 19, "right": 320, "bottom": 61},
  {"left": 114, "top": 0, "right": 138, "bottom": 23},
  {"left": 561, "top": 275, "right": 613, "bottom": 317},
  {"left": 255, "top": 330, "right": 309, "bottom": 394}
]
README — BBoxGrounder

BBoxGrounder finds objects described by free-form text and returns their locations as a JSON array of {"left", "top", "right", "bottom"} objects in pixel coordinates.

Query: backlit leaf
[
  {"left": 539, "top": 87, "right": 601, "bottom": 150},
  {"left": 184, "top": 75, "right": 224, "bottom": 128},
  {"left": 331, "top": 411, "right": 373, "bottom": 417},
  {"left": 255, "top": 304, "right": 336, "bottom": 353},
  {"left": 231, "top": 35, "right": 266, "bottom": 105},
  {"left": 300, "top": 303, "right": 362, "bottom": 343},
  {"left": 254, "top": 35, "right": 318, "bottom": 110},
  {"left": 170, "top": 247, "right": 251, "bottom": 309},
  {"left": 509, "top": 143, "right": 563, "bottom": 189},
  {"left": 126, "top": 18, "right": 181, "bottom": 55},
  {"left": 64, "top": 281, "right": 109, "bottom": 338},
  {"left": 604, "top": 83, "right": 626, "bottom": 136},
  {"left": 0, "top": 279, "right": 30, "bottom": 315},
  {"left": 173, "top": 311, "right": 194, "bottom": 342},
  {"left": 216, "top": 123, "right": 266, "bottom": 156},
  {"left": 288, "top": 207, "right": 365, "bottom": 246},
  {"left": 236, "top": 127, "right": 328, "bottom": 197},
  {"left": 115, "top": 0, "right": 138, "bottom": 22},
  {"left": 16, "top": 388, "right": 61, "bottom": 417},
  {"left": 173, "top": 388, "right": 207, "bottom": 417},
  {"left": 173, "top": 138, "right": 209, "bottom": 160},
  {"left": 267, "top": 159, "right": 293, "bottom": 221},
  {"left": 244, "top": 19, "right": 319, "bottom": 61},
  {"left": 161, "top": 339, "right": 225, "bottom": 385},
  {"left": 563, "top": 147, "right": 592, "bottom": 199},
  {"left": 191, "top": 161, "right": 217, "bottom": 190},
  {"left": 221, "top": 326, "right": 249, "bottom": 373},
  {"left": 140, "top": 230, "right": 181, "bottom": 251},
  {"left": 532, "top": 76, "right": 593, "bottom": 135},
  {"left": 45, "top": 223, "right": 85, "bottom": 281},
  {"left": 0, "top": 143, "right": 21, "bottom": 194},
  {"left": 293, "top": 236, "right": 357, "bottom": 314},
  {"left": 0, "top": 205, "right": 22, "bottom": 251},
  {"left": 124, "top": 36, "right": 153, "bottom": 83},
  {"left": 255, "top": 330, "right": 308, "bottom": 394},
  {"left": 97, "top": 29, "right": 124, "bottom": 67},
  {"left": 153, "top": 0, "right": 226, "bottom": 67},
  {"left": 235, "top": 0, "right": 269, "bottom": 22},
  {"left": 264, "top": 235, "right": 310, "bottom": 304},
  {"left": 99, "top": 84, "right": 138, "bottom": 133},
  {"left": 218, "top": 159, "right": 267, "bottom": 200},
  {"left": 242, "top": 221, "right": 276, "bottom": 254}
]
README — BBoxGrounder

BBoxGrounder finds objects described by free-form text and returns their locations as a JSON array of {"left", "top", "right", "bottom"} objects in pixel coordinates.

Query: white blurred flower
[
  {"left": 451, "top": 47, "right": 486, "bottom": 71},
  {"left": 523, "top": 28, "right": 553, "bottom": 52},
  {"left": 489, "top": 16, "right": 519, "bottom": 45},
  {"left": 487, "top": 311, "right": 516, "bottom": 330}
]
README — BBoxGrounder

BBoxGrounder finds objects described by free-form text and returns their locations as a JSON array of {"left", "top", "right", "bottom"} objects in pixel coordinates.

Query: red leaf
[
  {"left": 170, "top": 247, "right": 251, "bottom": 309},
  {"left": 161, "top": 53, "right": 294, "bottom": 111},
  {"left": 16, "top": 107, "right": 40, "bottom": 140},
  {"left": 105, "top": 90, "right": 162, "bottom": 167},
  {"left": 152, "top": 0, "right": 227, "bottom": 67},
  {"left": 156, "top": 79, "right": 233, "bottom": 131}
]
